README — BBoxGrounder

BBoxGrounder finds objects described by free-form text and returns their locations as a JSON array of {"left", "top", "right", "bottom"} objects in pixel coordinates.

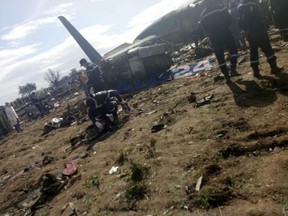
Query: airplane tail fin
[{"left": 58, "top": 16, "right": 103, "bottom": 66}]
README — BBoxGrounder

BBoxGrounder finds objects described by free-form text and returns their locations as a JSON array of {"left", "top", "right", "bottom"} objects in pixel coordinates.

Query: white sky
[{"left": 0, "top": 0, "right": 192, "bottom": 105}]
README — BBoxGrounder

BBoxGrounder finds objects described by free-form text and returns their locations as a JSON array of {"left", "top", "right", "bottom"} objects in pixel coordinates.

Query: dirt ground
[{"left": 1, "top": 40, "right": 288, "bottom": 216}]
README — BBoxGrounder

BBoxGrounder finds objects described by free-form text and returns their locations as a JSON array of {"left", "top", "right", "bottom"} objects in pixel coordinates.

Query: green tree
[
  {"left": 44, "top": 69, "right": 61, "bottom": 88},
  {"left": 18, "top": 82, "right": 37, "bottom": 97}
]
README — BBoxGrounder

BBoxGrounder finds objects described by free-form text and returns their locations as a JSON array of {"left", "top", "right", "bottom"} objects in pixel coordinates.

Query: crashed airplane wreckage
[
  {"left": 58, "top": 0, "right": 206, "bottom": 93},
  {"left": 58, "top": 16, "right": 174, "bottom": 93},
  {"left": 135, "top": 0, "right": 205, "bottom": 45}
]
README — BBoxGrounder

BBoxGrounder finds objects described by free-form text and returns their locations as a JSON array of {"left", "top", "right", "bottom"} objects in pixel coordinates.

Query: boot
[
  {"left": 269, "top": 60, "right": 284, "bottom": 74},
  {"left": 230, "top": 67, "right": 241, "bottom": 77},
  {"left": 270, "top": 66, "right": 284, "bottom": 74},
  {"left": 252, "top": 66, "right": 261, "bottom": 78},
  {"left": 121, "top": 101, "right": 131, "bottom": 113},
  {"left": 221, "top": 66, "right": 231, "bottom": 84},
  {"left": 223, "top": 73, "right": 231, "bottom": 84}
]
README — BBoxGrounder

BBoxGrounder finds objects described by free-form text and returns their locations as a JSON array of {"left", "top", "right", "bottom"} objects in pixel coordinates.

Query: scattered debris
[
  {"left": 195, "top": 95, "right": 214, "bottom": 107},
  {"left": 62, "top": 161, "right": 77, "bottom": 176},
  {"left": 185, "top": 184, "right": 195, "bottom": 195},
  {"left": 42, "top": 116, "right": 74, "bottom": 135},
  {"left": 204, "top": 164, "right": 222, "bottom": 176},
  {"left": 42, "top": 155, "right": 54, "bottom": 166},
  {"left": 109, "top": 166, "right": 119, "bottom": 175},
  {"left": 28, "top": 173, "right": 68, "bottom": 213},
  {"left": 186, "top": 126, "right": 193, "bottom": 134},
  {"left": 77, "top": 152, "right": 88, "bottom": 159},
  {"left": 146, "top": 110, "right": 157, "bottom": 115},
  {"left": 237, "top": 55, "right": 246, "bottom": 65},
  {"left": 195, "top": 175, "right": 203, "bottom": 191},
  {"left": 151, "top": 124, "right": 167, "bottom": 133},
  {"left": 214, "top": 75, "right": 225, "bottom": 82},
  {"left": 188, "top": 92, "right": 196, "bottom": 103}
]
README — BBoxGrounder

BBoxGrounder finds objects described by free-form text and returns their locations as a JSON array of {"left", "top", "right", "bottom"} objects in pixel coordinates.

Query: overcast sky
[{"left": 0, "top": 0, "right": 192, "bottom": 105}]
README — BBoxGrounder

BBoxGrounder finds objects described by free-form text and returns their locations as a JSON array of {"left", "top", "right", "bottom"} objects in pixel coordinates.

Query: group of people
[
  {"left": 7, "top": 0, "right": 286, "bottom": 133},
  {"left": 200, "top": 0, "right": 285, "bottom": 83},
  {"left": 78, "top": 58, "right": 130, "bottom": 131},
  {"left": 1, "top": 58, "right": 129, "bottom": 135},
  {"left": 3, "top": 92, "right": 47, "bottom": 133}
]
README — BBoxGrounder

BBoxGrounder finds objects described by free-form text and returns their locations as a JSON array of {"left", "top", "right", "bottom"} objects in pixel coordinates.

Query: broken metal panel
[
  {"left": 138, "top": 43, "right": 168, "bottom": 58},
  {"left": 58, "top": 16, "right": 103, "bottom": 66},
  {"left": 142, "top": 54, "right": 173, "bottom": 77},
  {"left": 128, "top": 56, "right": 146, "bottom": 77},
  {"left": 104, "top": 35, "right": 166, "bottom": 60},
  {"left": 103, "top": 43, "right": 131, "bottom": 59}
]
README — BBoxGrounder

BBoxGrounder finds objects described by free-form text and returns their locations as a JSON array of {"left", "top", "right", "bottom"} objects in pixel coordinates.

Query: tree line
[{"left": 18, "top": 68, "right": 79, "bottom": 97}]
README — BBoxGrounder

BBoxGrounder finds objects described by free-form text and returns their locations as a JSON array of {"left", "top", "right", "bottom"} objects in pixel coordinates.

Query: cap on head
[{"left": 80, "top": 58, "right": 88, "bottom": 66}]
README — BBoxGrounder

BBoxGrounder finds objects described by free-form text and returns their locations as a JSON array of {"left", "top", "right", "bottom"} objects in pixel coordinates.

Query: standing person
[
  {"left": 4, "top": 103, "right": 22, "bottom": 133},
  {"left": 200, "top": 0, "right": 239, "bottom": 84},
  {"left": 0, "top": 107, "right": 12, "bottom": 135},
  {"left": 270, "top": 0, "right": 288, "bottom": 42},
  {"left": 78, "top": 71, "right": 90, "bottom": 97},
  {"left": 238, "top": 0, "right": 283, "bottom": 78},
  {"left": 228, "top": 0, "right": 246, "bottom": 49},
  {"left": 29, "top": 92, "right": 45, "bottom": 117},
  {"left": 79, "top": 58, "right": 105, "bottom": 94}
]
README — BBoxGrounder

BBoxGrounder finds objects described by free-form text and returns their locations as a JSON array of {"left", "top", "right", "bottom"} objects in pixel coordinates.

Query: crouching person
[
  {"left": 86, "top": 90, "right": 130, "bottom": 132},
  {"left": 86, "top": 100, "right": 115, "bottom": 133},
  {"left": 92, "top": 89, "right": 130, "bottom": 114}
]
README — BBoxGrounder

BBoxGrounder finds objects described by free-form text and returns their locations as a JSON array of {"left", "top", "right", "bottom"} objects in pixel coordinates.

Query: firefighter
[
  {"left": 238, "top": 0, "right": 283, "bottom": 78},
  {"left": 86, "top": 89, "right": 130, "bottom": 131},
  {"left": 79, "top": 58, "right": 105, "bottom": 94},
  {"left": 29, "top": 92, "right": 45, "bottom": 117},
  {"left": 200, "top": 0, "right": 239, "bottom": 84},
  {"left": 270, "top": 0, "right": 288, "bottom": 41}
]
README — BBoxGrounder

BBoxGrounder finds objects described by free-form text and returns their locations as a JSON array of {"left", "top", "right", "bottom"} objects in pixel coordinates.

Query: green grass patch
[{"left": 84, "top": 173, "right": 101, "bottom": 189}]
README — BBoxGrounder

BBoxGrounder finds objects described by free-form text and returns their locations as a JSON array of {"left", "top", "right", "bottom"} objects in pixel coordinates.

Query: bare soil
[{"left": 1, "top": 41, "right": 288, "bottom": 216}]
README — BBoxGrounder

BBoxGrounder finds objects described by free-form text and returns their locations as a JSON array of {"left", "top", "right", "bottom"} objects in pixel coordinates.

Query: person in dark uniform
[
  {"left": 29, "top": 92, "right": 45, "bottom": 117},
  {"left": 200, "top": 0, "right": 239, "bottom": 84},
  {"left": 270, "top": 0, "right": 288, "bottom": 41},
  {"left": 238, "top": 0, "right": 283, "bottom": 78},
  {"left": 80, "top": 58, "right": 105, "bottom": 94},
  {"left": 228, "top": 0, "right": 246, "bottom": 49},
  {"left": 86, "top": 89, "right": 130, "bottom": 131}
]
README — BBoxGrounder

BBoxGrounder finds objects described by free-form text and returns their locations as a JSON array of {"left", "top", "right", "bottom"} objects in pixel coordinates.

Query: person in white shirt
[{"left": 4, "top": 102, "right": 22, "bottom": 133}]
